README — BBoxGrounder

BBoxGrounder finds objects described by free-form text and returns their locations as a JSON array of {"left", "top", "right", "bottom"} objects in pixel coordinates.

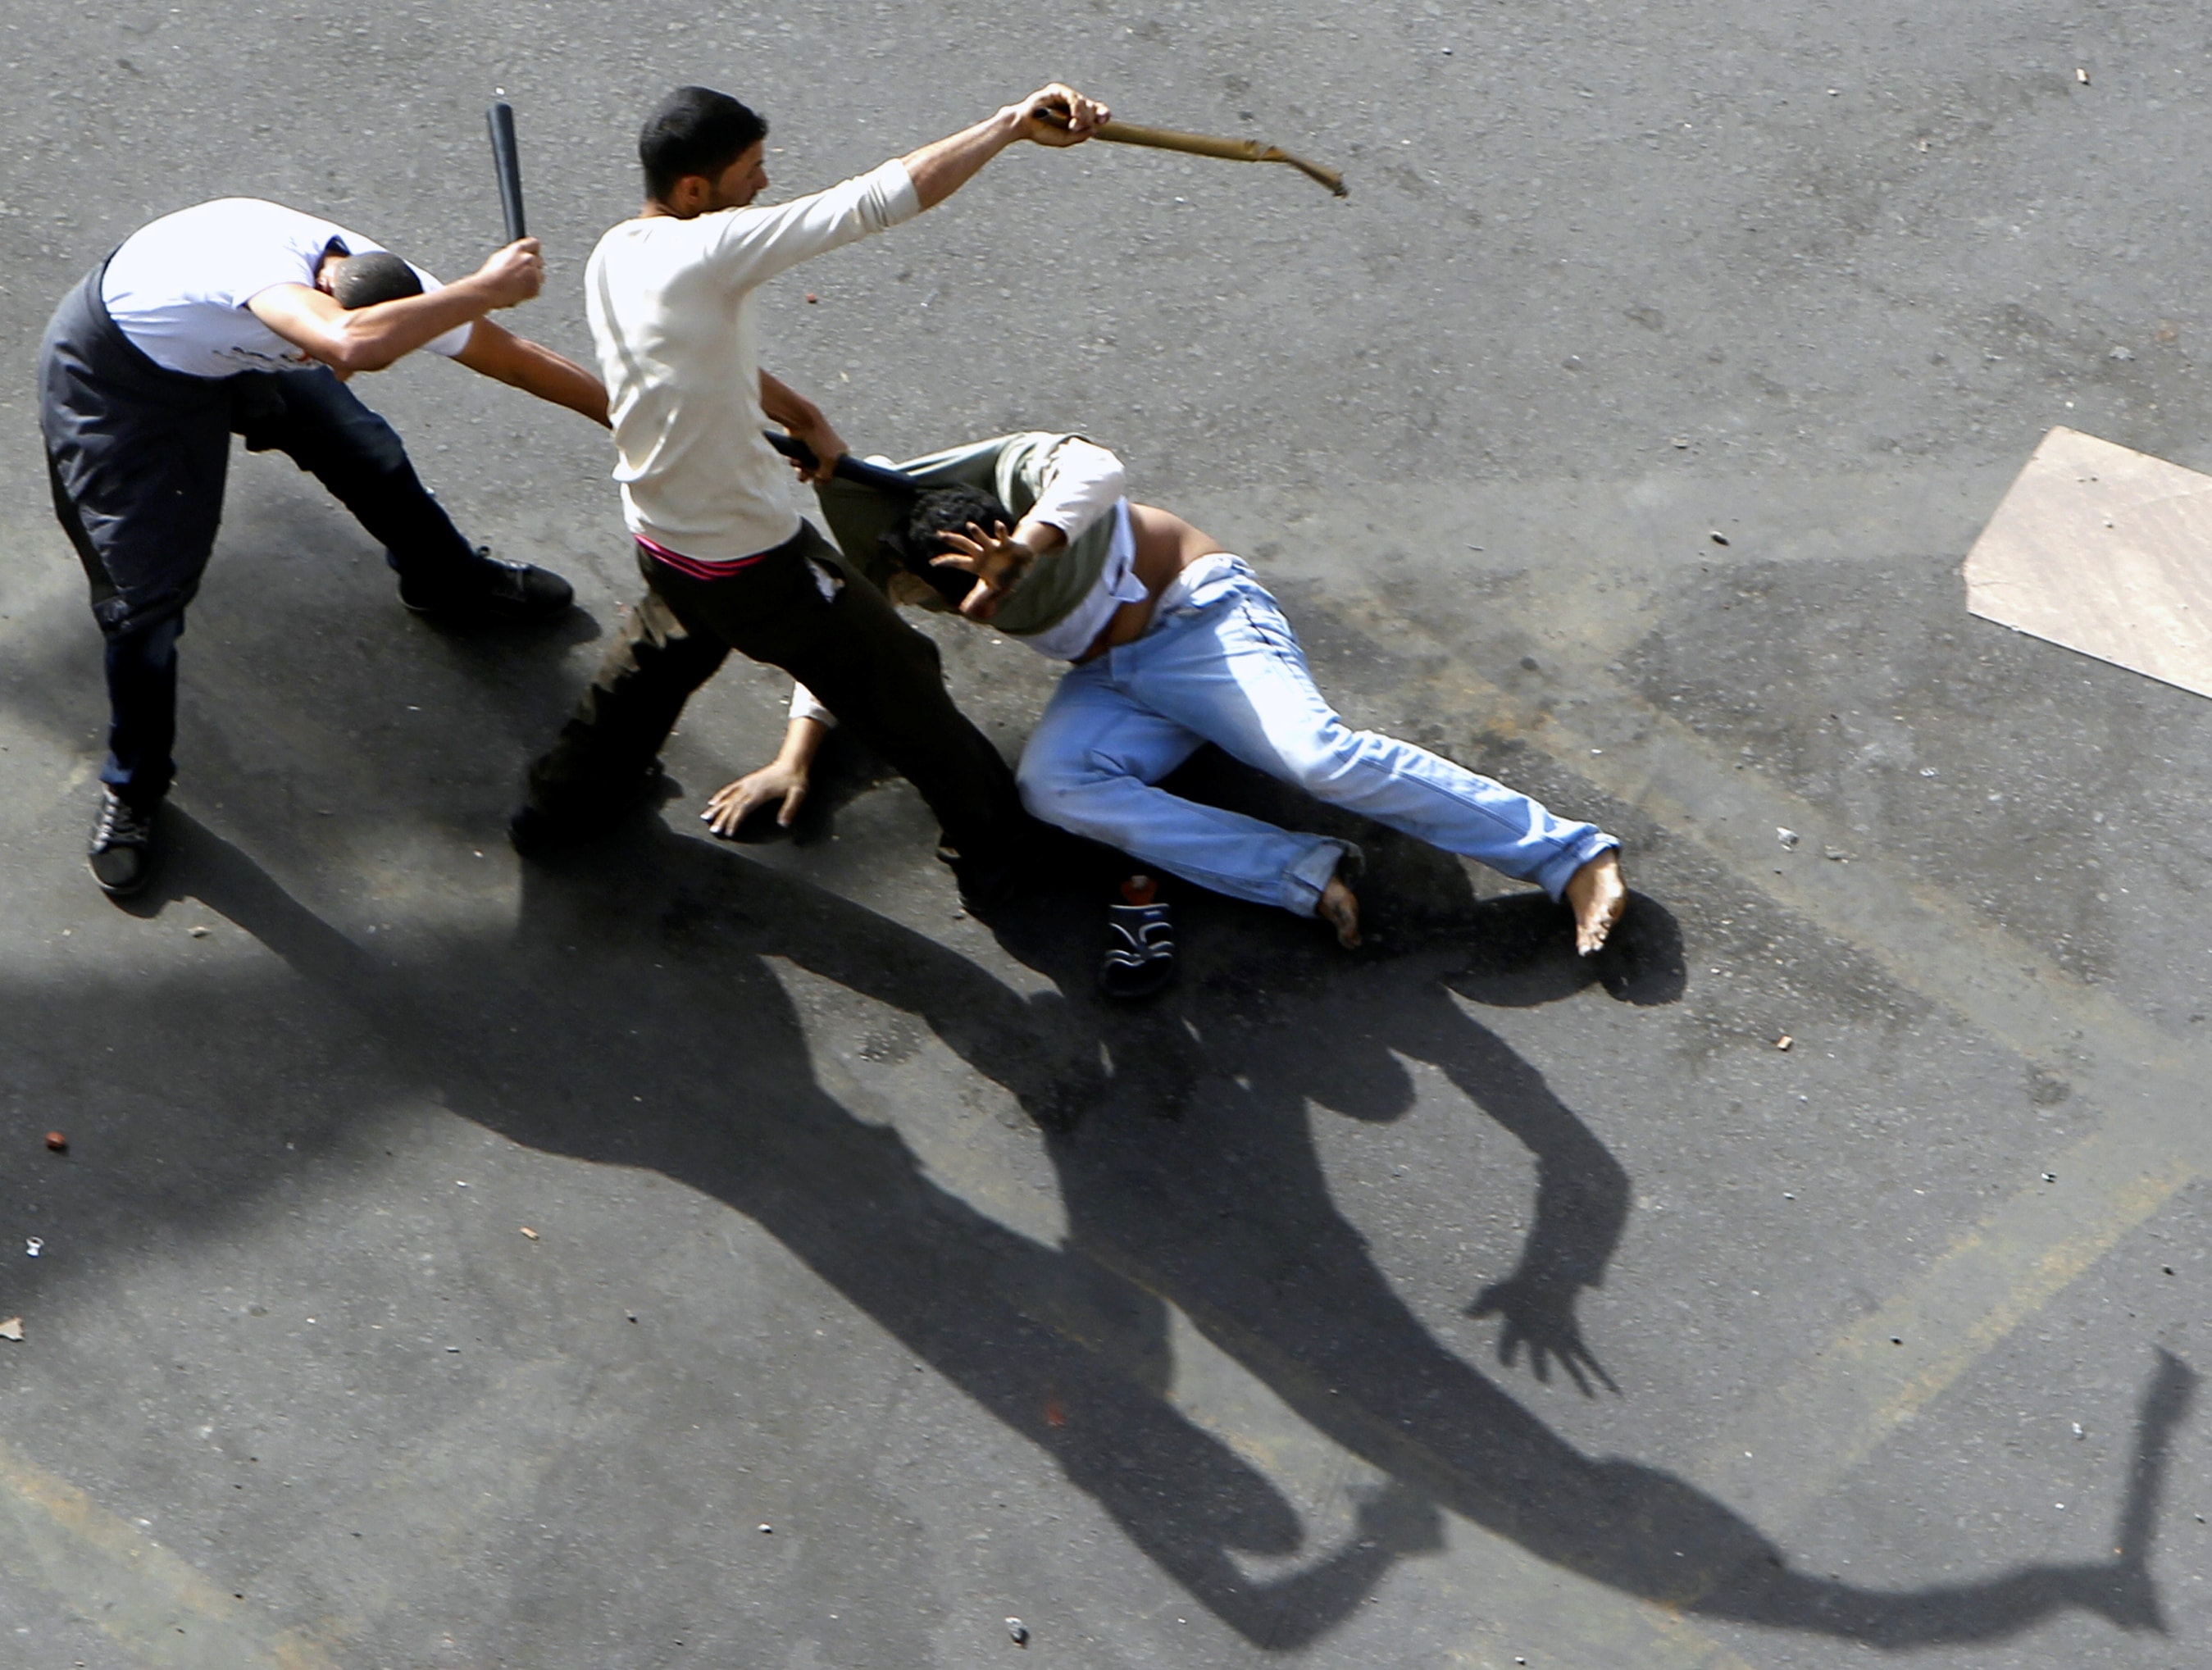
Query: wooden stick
[{"left": 1037, "top": 111, "right": 1346, "bottom": 197}]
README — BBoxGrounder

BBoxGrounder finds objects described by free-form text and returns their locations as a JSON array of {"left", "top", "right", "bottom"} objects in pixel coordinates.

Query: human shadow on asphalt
[
  {"left": 134, "top": 809, "right": 1441, "bottom": 1645},
  {"left": 0, "top": 524, "right": 2191, "bottom": 1650},
  {"left": 102, "top": 804, "right": 2193, "bottom": 1653}
]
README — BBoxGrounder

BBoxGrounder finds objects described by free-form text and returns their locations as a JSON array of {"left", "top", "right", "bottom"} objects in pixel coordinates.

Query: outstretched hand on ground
[{"left": 704, "top": 759, "right": 809, "bottom": 835}]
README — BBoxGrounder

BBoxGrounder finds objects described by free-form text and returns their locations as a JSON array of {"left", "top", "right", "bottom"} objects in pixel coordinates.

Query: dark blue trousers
[{"left": 39, "top": 262, "right": 480, "bottom": 806}]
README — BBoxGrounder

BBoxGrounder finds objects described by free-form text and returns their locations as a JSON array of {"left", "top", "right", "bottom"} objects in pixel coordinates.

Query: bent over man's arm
[
  {"left": 455, "top": 319, "right": 611, "bottom": 426},
  {"left": 247, "top": 238, "right": 544, "bottom": 373}
]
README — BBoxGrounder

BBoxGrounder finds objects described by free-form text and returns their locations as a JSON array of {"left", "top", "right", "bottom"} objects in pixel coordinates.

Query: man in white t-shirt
[
  {"left": 509, "top": 82, "right": 1105, "bottom": 908},
  {"left": 40, "top": 197, "right": 610, "bottom": 897}
]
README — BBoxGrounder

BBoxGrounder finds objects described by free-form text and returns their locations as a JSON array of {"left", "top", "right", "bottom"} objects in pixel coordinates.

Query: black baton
[
  {"left": 487, "top": 100, "right": 527, "bottom": 242},
  {"left": 763, "top": 430, "right": 919, "bottom": 497}
]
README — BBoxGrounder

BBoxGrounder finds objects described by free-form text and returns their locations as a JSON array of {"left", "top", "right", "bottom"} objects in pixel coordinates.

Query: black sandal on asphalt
[
  {"left": 399, "top": 548, "right": 575, "bottom": 626},
  {"left": 86, "top": 787, "right": 157, "bottom": 899},
  {"left": 1099, "top": 874, "right": 1177, "bottom": 999}
]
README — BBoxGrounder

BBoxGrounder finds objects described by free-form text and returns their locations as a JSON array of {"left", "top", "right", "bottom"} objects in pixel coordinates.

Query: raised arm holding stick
[{"left": 510, "top": 81, "right": 1108, "bottom": 912}]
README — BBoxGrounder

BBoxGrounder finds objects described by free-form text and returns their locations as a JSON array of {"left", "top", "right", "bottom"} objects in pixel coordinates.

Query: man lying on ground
[
  {"left": 40, "top": 197, "right": 608, "bottom": 897},
  {"left": 507, "top": 83, "right": 1107, "bottom": 908},
  {"left": 703, "top": 431, "right": 1628, "bottom": 995}
]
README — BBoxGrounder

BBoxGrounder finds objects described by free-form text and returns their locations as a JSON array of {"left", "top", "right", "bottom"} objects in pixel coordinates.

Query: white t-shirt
[
  {"left": 585, "top": 160, "right": 921, "bottom": 565},
  {"left": 101, "top": 198, "right": 471, "bottom": 379}
]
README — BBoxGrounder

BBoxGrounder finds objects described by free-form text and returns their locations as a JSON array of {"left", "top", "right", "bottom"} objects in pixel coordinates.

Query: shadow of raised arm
[{"left": 1384, "top": 985, "right": 1632, "bottom": 1395}]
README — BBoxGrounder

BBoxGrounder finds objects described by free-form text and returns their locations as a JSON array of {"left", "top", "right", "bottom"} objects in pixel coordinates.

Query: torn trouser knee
[{"left": 526, "top": 583, "right": 727, "bottom": 812}]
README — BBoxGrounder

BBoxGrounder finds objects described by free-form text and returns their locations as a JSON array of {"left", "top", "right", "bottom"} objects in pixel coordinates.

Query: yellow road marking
[
  {"left": 1696, "top": 1134, "right": 2192, "bottom": 1533},
  {"left": 0, "top": 1434, "right": 336, "bottom": 1670}
]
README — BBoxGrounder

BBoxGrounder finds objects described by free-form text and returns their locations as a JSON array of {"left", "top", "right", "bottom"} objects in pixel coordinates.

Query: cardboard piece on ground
[{"left": 1964, "top": 425, "right": 2212, "bottom": 700}]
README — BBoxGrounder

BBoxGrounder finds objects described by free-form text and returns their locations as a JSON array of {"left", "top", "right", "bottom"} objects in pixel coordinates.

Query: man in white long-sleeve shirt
[
  {"left": 706, "top": 432, "right": 1629, "bottom": 996},
  {"left": 511, "top": 81, "right": 1107, "bottom": 906}
]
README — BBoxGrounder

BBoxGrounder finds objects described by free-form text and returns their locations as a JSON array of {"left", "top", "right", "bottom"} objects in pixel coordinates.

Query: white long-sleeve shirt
[{"left": 585, "top": 160, "right": 921, "bottom": 563}]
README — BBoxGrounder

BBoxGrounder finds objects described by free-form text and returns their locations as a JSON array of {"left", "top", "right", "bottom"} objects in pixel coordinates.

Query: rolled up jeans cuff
[
  {"left": 1281, "top": 837, "right": 1363, "bottom": 917},
  {"left": 1531, "top": 829, "right": 1621, "bottom": 902}
]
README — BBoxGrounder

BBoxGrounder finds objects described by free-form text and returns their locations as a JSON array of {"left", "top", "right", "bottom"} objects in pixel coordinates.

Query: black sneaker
[
  {"left": 87, "top": 788, "right": 157, "bottom": 899},
  {"left": 1099, "top": 876, "right": 1176, "bottom": 999},
  {"left": 400, "top": 548, "right": 575, "bottom": 625},
  {"left": 507, "top": 762, "right": 665, "bottom": 857}
]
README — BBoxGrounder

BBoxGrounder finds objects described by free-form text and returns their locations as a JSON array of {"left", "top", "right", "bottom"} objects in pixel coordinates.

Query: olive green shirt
[{"left": 812, "top": 430, "right": 1122, "bottom": 638}]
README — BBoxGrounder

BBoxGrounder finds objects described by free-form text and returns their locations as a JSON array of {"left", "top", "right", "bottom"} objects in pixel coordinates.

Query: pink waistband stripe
[{"left": 636, "top": 534, "right": 769, "bottom": 582}]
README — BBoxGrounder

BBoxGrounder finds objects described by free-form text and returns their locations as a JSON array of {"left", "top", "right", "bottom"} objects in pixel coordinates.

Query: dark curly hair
[{"left": 879, "top": 485, "right": 1016, "bottom": 607}]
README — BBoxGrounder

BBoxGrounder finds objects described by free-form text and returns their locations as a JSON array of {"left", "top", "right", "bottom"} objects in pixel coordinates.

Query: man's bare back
[{"left": 1072, "top": 502, "right": 1225, "bottom": 661}]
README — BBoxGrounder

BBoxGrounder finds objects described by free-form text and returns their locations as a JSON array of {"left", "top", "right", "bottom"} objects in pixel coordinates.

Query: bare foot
[
  {"left": 1564, "top": 849, "right": 1627, "bottom": 956},
  {"left": 1318, "top": 875, "right": 1362, "bottom": 949}
]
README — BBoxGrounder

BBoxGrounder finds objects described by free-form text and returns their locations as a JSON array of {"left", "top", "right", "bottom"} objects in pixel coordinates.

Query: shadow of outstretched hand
[{"left": 1469, "top": 1272, "right": 1619, "bottom": 1397}]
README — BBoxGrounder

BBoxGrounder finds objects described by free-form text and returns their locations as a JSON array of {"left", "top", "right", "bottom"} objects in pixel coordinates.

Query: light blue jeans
[{"left": 1017, "top": 557, "right": 1618, "bottom": 917}]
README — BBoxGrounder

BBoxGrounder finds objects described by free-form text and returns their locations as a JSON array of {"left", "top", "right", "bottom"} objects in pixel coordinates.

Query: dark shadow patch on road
[
  {"left": 8, "top": 801, "right": 2187, "bottom": 1653},
  {"left": 0, "top": 502, "right": 2182, "bottom": 1651}
]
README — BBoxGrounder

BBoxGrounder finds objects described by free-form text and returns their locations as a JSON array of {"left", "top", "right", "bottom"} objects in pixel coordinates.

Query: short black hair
[
  {"left": 329, "top": 250, "right": 424, "bottom": 311},
  {"left": 881, "top": 485, "right": 1016, "bottom": 608},
  {"left": 639, "top": 86, "right": 768, "bottom": 202}
]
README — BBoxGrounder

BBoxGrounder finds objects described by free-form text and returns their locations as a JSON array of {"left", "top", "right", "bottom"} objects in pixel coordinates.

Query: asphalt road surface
[{"left": 2, "top": 3, "right": 2210, "bottom": 1668}]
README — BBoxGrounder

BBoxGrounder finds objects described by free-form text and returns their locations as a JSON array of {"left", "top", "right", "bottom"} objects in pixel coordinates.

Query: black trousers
[
  {"left": 39, "top": 262, "right": 481, "bottom": 805},
  {"left": 526, "top": 525, "right": 1027, "bottom": 866}
]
